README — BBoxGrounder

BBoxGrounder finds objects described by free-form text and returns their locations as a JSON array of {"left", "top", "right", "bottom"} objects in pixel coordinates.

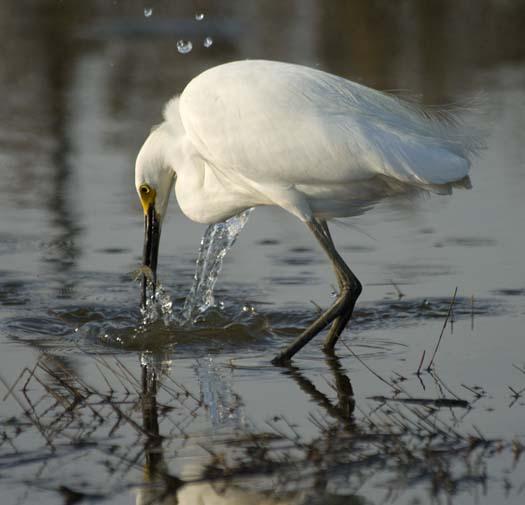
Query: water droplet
[
  {"left": 195, "top": 13, "right": 204, "bottom": 21},
  {"left": 177, "top": 40, "right": 193, "bottom": 54},
  {"left": 203, "top": 36, "right": 213, "bottom": 48},
  {"left": 144, "top": 7, "right": 153, "bottom": 17}
]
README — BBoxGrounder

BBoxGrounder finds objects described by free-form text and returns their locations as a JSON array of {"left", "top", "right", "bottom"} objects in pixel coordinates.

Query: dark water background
[{"left": 1, "top": 1, "right": 525, "bottom": 504}]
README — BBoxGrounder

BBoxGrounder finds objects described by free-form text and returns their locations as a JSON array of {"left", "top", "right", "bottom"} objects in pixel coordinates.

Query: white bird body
[
  {"left": 135, "top": 59, "right": 483, "bottom": 362},
  {"left": 139, "top": 60, "right": 480, "bottom": 224}
]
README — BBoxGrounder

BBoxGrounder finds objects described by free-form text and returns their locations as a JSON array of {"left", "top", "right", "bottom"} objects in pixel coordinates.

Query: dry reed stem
[
  {"left": 416, "top": 350, "right": 426, "bottom": 375},
  {"left": 427, "top": 287, "right": 458, "bottom": 371},
  {"left": 342, "top": 341, "right": 403, "bottom": 394}
]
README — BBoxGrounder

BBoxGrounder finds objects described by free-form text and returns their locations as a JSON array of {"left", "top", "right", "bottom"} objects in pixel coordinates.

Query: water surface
[{"left": 1, "top": 2, "right": 525, "bottom": 504}]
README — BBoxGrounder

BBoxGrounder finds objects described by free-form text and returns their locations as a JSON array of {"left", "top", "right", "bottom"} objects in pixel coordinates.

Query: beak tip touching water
[{"left": 141, "top": 205, "right": 161, "bottom": 309}]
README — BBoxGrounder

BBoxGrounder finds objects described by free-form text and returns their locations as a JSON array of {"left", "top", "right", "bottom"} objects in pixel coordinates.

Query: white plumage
[
  {"left": 135, "top": 59, "right": 484, "bottom": 362},
  {"left": 154, "top": 60, "right": 479, "bottom": 221}
]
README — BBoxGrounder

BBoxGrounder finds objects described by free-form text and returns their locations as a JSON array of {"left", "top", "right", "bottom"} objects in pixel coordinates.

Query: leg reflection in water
[
  {"left": 283, "top": 354, "right": 356, "bottom": 429},
  {"left": 137, "top": 356, "right": 369, "bottom": 505}
]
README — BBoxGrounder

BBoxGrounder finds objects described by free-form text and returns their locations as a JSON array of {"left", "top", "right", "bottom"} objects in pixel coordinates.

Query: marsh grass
[{"left": 1, "top": 345, "right": 524, "bottom": 505}]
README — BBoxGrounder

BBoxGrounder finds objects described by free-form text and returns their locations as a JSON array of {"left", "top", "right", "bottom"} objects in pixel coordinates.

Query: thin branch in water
[
  {"left": 309, "top": 300, "right": 323, "bottom": 314},
  {"left": 512, "top": 363, "right": 525, "bottom": 376},
  {"left": 415, "top": 373, "right": 426, "bottom": 391},
  {"left": 471, "top": 424, "right": 486, "bottom": 442},
  {"left": 113, "top": 356, "right": 142, "bottom": 390},
  {"left": 507, "top": 385, "right": 525, "bottom": 398},
  {"left": 427, "top": 287, "right": 458, "bottom": 371},
  {"left": 429, "top": 369, "right": 464, "bottom": 401},
  {"left": 416, "top": 350, "right": 426, "bottom": 376},
  {"left": 91, "top": 356, "right": 132, "bottom": 395},
  {"left": 0, "top": 375, "right": 55, "bottom": 448},
  {"left": 461, "top": 384, "right": 484, "bottom": 399},
  {"left": 390, "top": 280, "right": 405, "bottom": 299},
  {"left": 95, "top": 364, "right": 115, "bottom": 395},
  {"left": 342, "top": 341, "right": 403, "bottom": 394},
  {"left": 471, "top": 294, "right": 475, "bottom": 330},
  {"left": 2, "top": 367, "right": 31, "bottom": 401}
]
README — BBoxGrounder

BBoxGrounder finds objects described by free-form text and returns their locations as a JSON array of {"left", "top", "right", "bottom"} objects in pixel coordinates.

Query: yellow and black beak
[{"left": 140, "top": 186, "right": 161, "bottom": 309}]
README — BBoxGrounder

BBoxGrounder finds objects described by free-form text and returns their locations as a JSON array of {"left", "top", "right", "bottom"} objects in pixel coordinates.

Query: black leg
[
  {"left": 272, "top": 218, "right": 361, "bottom": 364},
  {"left": 318, "top": 221, "right": 355, "bottom": 350}
]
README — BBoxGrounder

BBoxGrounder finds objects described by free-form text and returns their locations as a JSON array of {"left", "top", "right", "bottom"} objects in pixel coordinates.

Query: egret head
[{"left": 135, "top": 126, "right": 176, "bottom": 308}]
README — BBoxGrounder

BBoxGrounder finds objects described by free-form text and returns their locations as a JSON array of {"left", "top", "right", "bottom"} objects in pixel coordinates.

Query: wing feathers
[{"left": 175, "top": 60, "right": 485, "bottom": 191}]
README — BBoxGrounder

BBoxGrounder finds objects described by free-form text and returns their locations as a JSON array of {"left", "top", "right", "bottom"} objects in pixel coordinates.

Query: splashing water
[
  {"left": 179, "top": 209, "right": 253, "bottom": 324},
  {"left": 137, "top": 209, "right": 252, "bottom": 328},
  {"left": 140, "top": 282, "right": 173, "bottom": 326}
]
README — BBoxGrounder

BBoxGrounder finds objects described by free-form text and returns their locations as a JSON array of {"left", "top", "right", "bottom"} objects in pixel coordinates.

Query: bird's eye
[{"left": 140, "top": 184, "right": 150, "bottom": 195}]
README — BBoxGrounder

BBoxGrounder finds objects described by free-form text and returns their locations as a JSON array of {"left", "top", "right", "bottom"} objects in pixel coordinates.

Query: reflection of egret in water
[
  {"left": 137, "top": 356, "right": 368, "bottom": 505},
  {"left": 140, "top": 357, "right": 165, "bottom": 481},
  {"left": 284, "top": 355, "right": 355, "bottom": 429},
  {"left": 194, "top": 355, "right": 247, "bottom": 429}
]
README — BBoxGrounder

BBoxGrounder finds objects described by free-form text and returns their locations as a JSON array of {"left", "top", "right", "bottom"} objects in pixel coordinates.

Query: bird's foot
[{"left": 271, "top": 288, "right": 357, "bottom": 365}]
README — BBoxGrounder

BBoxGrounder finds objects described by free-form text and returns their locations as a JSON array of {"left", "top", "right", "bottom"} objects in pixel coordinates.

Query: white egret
[{"left": 135, "top": 60, "right": 483, "bottom": 364}]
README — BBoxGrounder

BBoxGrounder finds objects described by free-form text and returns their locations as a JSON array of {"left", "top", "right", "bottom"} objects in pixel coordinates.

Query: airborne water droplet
[
  {"left": 144, "top": 7, "right": 153, "bottom": 17},
  {"left": 203, "top": 36, "right": 213, "bottom": 48},
  {"left": 177, "top": 40, "right": 193, "bottom": 54},
  {"left": 195, "top": 13, "right": 204, "bottom": 21}
]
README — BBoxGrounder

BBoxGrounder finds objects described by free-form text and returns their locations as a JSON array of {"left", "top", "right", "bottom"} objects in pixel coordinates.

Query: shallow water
[{"left": 1, "top": 2, "right": 525, "bottom": 504}]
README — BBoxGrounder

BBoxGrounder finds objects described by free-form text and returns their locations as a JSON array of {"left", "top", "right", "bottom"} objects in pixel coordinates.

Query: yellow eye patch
[{"left": 139, "top": 184, "right": 156, "bottom": 214}]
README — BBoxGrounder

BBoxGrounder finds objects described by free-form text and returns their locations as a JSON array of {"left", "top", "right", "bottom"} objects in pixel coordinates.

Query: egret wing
[{"left": 176, "top": 60, "right": 482, "bottom": 190}]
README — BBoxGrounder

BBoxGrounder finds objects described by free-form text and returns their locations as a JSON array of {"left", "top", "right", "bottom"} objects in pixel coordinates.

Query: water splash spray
[{"left": 179, "top": 208, "right": 253, "bottom": 324}]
